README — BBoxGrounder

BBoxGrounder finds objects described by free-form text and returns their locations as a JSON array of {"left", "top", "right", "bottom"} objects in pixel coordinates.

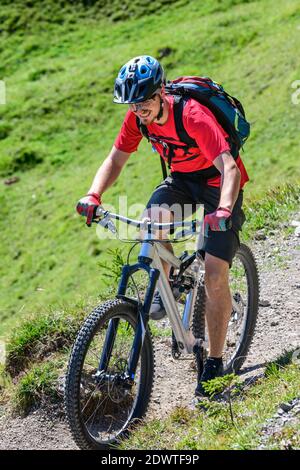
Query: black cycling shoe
[
  {"left": 149, "top": 288, "right": 181, "bottom": 321},
  {"left": 195, "top": 357, "right": 224, "bottom": 397},
  {"left": 149, "top": 292, "right": 166, "bottom": 320}
]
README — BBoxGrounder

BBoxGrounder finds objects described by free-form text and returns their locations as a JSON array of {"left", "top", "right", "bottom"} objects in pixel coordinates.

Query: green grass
[
  {"left": 0, "top": 1, "right": 299, "bottom": 447},
  {"left": 0, "top": 0, "right": 300, "bottom": 336},
  {"left": 242, "top": 183, "right": 300, "bottom": 239},
  {"left": 0, "top": 0, "right": 190, "bottom": 34},
  {"left": 11, "top": 358, "right": 65, "bottom": 416},
  {"left": 4, "top": 300, "right": 93, "bottom": 377},
  {"left": 120, "top": 360, "right": 300, "bottom": 450}
]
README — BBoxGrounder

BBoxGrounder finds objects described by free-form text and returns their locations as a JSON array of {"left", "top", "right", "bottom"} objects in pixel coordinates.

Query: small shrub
[
  {"left": 98, "top": 248, "right": 126, "bottom": 286},
  {"left": 202, "top": 373, "right": 238, "bottom": 398},
  {"left": 170, "top": 406, "right": 194, "bottom": 425}
]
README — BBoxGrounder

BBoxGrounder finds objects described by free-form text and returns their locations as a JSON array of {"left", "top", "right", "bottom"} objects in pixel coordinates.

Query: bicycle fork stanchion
[
  {"left": 97, "top": 262, "right": 147, "bottom": 375},
  {"left": 98, "top": 318, "right": 120, "bottom": 372},
  {"left": 127, "top": 268, "right": 160, "bottom": 380}
]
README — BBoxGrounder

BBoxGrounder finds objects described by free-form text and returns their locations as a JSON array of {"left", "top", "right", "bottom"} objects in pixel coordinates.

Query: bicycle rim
[{"left": 223, "top": 245, "right": 255, "bottom": 372}]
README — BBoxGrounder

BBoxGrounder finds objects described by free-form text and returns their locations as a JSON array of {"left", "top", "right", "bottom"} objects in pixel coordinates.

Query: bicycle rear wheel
[
  {"left": 192, "top": 274, "right": 207, "bottom": 381},
  {"left": 64, "top": 299, "right": 154, "bottom": 450},
  {"left": 223, "top": 243, "right": 259, "bottom": 374}
]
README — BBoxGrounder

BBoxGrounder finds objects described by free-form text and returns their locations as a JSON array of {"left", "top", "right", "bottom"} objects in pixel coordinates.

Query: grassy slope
[
  {"left": 0, "top": 0, "right": 300, "bottom": 335},
  {"left": 120, "top": 360, "right": 300, "bottom": 450},
  {"left": 1, "top": 347, "right": 299, "bottom": 449}
]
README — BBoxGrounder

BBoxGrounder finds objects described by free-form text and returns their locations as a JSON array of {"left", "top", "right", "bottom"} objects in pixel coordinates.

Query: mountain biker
[{"left": 76, "top": 55, "right": 249, "bottom": 397}]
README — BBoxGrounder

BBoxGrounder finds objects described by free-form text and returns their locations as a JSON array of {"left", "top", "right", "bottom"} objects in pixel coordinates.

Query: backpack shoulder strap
[
  {"left": 172, "top": 94, "right": 221, "bottom": 179},
  {"left": 136, "top": 116, "right": 168, "bottom": 180},
  {"left": 159, "top": 155, "right": 168, "bottom": 180},
  {"left": 172, "top": 96, "right": 197, "bottom": 148},
  {"left": 136, "top": 116, "right": 149, "bottom": 140}
]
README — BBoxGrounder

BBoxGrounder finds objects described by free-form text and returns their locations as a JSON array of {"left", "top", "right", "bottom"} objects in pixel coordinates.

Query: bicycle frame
[
  {"left": 114, "top": 243, "right": 205, "bottom": 381},
  {"left": 139, "top": 235, "right": 205, "bottom": 354},
  {"left": 96, "top": 210, "right": 205, "bottom": 382}
]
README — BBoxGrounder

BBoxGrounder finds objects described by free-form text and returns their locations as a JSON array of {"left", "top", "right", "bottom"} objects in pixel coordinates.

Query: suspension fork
[
  {"left": 126, "top": 266, "right": 160, "bottom": 379},
  {"left": 98, "top": 261, "right": 159, "bottom": 378}
]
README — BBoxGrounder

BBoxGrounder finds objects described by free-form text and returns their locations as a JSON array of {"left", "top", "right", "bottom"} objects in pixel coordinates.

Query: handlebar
[{"left": 94, "top": 206, "right": 202, "bottom": 237}]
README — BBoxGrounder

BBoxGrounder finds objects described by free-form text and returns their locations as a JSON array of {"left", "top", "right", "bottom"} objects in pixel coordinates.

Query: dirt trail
[{"left": 0, "top": 221, "right": 299, "bottom": 449}]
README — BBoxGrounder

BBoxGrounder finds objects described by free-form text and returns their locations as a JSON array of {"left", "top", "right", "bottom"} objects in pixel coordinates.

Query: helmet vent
[
  {"left": 140, "top": 65, "right": 148, "bottom": 75},
  {"left": 119, "top": 66, "right": 126, "bottom": 78}
]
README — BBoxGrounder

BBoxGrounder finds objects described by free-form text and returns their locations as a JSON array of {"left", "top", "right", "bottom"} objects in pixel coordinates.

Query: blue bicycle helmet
[{"left": 113, "top": 55, "right": 165, "bottom": 104}]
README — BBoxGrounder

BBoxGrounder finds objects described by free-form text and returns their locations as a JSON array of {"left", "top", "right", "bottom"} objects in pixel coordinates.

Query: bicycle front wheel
[{"left": 64, "top": 299, "right": 154, "bottom": 450}]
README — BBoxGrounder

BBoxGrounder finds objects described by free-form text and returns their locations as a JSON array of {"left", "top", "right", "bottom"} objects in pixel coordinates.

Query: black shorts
[{"left": 146, "top": 171, "right": 246, "bottom": 265}]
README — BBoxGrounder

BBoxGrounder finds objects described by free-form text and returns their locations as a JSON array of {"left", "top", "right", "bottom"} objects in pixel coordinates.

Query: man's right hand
[{"left": 76, "top": 192, "right": 101, "bottom": 227}]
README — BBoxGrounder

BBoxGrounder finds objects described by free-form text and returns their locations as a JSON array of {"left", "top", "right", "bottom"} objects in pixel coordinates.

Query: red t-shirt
[{"left": 114, "top": 95, "right": 249, "bottom": 188}]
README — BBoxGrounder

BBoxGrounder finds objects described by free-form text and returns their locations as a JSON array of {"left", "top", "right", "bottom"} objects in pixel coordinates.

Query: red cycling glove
[
  {"left": 204, "top": 207, "right": 232, "bottom": 237},
  {"left": 76, "top": 192, "right": 101, "bottom": 227}
]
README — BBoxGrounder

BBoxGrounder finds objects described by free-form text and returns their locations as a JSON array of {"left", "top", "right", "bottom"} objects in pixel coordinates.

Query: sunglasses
[{"left": 129, "top": 94, "right": 158, "bottom": 113}]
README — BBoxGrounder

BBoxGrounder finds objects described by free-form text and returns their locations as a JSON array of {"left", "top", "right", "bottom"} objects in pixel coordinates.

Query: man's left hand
[{"left": 204, "top": 207, "right": 232, "bottom": 237}]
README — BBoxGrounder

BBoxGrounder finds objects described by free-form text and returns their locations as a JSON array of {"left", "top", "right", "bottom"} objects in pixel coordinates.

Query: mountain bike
[{"left": 64, "top": 207, "right": 259, "bottom": 450}]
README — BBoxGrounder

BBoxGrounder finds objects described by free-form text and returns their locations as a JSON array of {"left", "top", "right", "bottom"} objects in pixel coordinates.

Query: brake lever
[
  {"left": 98, "top": 215, "right": 117, "bottom": 234},
  {"left": 95, "top": 206, "right": 117, "bottom": 234}
]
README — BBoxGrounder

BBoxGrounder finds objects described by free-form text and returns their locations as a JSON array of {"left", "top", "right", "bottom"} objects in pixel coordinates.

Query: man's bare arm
[
  {"left": 88, "top": 145, "right": 131, "bottom": 197},
  {"left": 213, "top": 151, "right": 241, "bottom": 212}
]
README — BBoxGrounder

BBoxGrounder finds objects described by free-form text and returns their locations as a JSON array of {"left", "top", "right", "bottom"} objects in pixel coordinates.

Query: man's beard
[{"left": 141, "top": 112, "right": 155, "bottom": 125}]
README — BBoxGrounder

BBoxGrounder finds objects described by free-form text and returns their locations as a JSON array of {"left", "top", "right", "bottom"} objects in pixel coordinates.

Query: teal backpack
[{"left": 137, "top": 76, "right": 250, "bottom": 179}]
